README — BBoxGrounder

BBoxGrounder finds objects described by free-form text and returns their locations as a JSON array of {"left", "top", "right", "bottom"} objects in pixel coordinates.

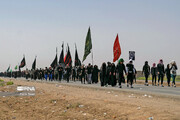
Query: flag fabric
[
  {"left": 7, "top": 66, "right": 10, "bottom": 72},
  {"left": 113, "top": 34, "right": 121, "bottom": 62},
  {"left": 64, "top": 44, "right": 72, "bottom": 66},
  {"left": 15, "top": 65, "right": 18, "bottom": 70},
  {"left": 75, "top": 44, "right": 81, "bottom": 66},
  {"left": 51, "top": 54, "right": 58, "bottom": 68},
  {"left": 83, "top": 27, "right": 92, "bottom": 62},
  {"left": 59, "top": 43, "right": 65, "bottom": 67},
  {"left": 32, "top": 57, "right": 36, "bottom": 70},
  {"left": 19, "top": 57, "right": 26, "bottom": 68}
]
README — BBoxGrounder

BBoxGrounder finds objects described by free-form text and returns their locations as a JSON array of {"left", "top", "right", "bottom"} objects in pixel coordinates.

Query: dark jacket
[
  {"left": 143, "top": 64, "right": 150, "bottom": 75},
  {"left": 157, "top": 63, "right": 165, "bottom": 74},
  {"left": 151, "top": 67, "right": 157, "bottom": 76},
  {"left": 87, "top": 66, "right": 92, "bottom": 74},
  {"left": 116, "top": 63, "right": 126, "bottom": 75},
  {"left": 126, "top": 63, "right": 134, "bottom": 74},
  {"left": 165, "top": 68, "right": 171, "bottom": 77}
]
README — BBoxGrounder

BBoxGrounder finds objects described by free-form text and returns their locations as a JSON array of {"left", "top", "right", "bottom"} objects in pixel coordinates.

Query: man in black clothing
[
  {"left": 49, "top": 67, "right": 53, "bottom": 81},
  {"left": 157, "top": 59, "right": 165, "bottom": 87},
  {"left": 79, "top": 65, "right": 86, "bottom": 84},
  {"left": 57, "top": 65, "right": 63, "bottom": 81},
  {"left": 65, "top": 65, "right": 71, "bottom": 83},
  {"left": 116, "top": 58, "right": 126, "bottom": 88},
  {"left": 87, "top": 63, "right": 93, "bottom": 84},
  {"left": 39, "top": 68, "right": 43, "bottom": 80},
  {"left": 44, "top": 67, "right": 48, "bottom": 81},
  {"left": 151, "top": 63, "right": 157, "bottom": 86},
  {"left": 72, "top": 67, "right": 76, "bottom": 82},
  {"left": 126, "top": 59, "right": 135, "bottom": 88}
]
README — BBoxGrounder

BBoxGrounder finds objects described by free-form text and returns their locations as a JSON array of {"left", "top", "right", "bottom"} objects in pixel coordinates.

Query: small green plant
[
  {"left": 0, "top": 79, "right": 4, "bottom": 82},
  {"left": 6, "top": 81, "right": 14, "bottom": 85}
]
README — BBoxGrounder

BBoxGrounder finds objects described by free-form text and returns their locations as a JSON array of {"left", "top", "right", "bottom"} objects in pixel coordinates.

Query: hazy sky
[{"left": 0, "top": 0, "right": 180, "bottom": 73}]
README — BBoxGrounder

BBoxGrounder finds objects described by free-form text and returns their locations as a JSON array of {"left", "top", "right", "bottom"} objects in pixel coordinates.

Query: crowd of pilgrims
[{"left": 1, "top": 59, "right": 178, "bottom": 88}]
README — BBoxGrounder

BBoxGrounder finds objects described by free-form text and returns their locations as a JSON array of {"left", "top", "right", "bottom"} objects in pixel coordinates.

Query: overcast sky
[{"left": 0, "top": 0, "right": 180, "bottom": 73}]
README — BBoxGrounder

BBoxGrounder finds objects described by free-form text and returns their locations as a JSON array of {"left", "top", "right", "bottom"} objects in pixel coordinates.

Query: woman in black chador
[
  {"left": 92, "top": 65, "right": 99, "bottom": 84},
  {"left": 111, "top": 63, "right": 116, "bottom": 87},
  {"left": 142, "top": 61, "right": 150, "bottom": 86},
  {"left": 106, "top": 62, "right": 112, "bottom": 86},
  {"left": 100, "top": 62, "right": 106, "bottom": 87}
]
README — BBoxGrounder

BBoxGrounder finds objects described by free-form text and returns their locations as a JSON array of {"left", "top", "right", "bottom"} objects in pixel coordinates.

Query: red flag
[
  {"left": 113, "top": 34, "right": 121, "bottom": 62},
  {"left": 64, "top": 55, "right": 67, "bottom": 63},
  {"left": 64, "top": 45, "right": 72, "bottom": 66}
]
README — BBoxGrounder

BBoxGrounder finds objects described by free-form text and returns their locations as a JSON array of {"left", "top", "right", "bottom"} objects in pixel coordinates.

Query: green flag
[
  {"left": 83, "top": 27, "right": 92, "bottom": 62},
  {"left": 15, "top": 65, "right": 18, "bottom": 70}
]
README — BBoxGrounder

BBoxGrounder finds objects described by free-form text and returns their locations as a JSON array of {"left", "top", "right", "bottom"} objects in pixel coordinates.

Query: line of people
[
  {"left": 142, "top": 59, "right": 178, "bottom": 87},
  {"left": 100, "top": 59, "right": 136, "bottom": 88},
  {"left": 2, "top": 59, "right": 178, "bottom": 88}
]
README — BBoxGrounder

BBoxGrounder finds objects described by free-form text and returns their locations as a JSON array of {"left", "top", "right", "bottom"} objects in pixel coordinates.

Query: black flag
[
  {"left": 51, "top": 48, "right": 58, "bottom": 68},
  {"left": 32, "top": 57, "right": 36, "bottom": 70},
  {"left": 75, "top": 44, "right": 81, "bottom": 66},
  {"left": 64, "top": 44, "right": 72, "bottom": 67},
  {"left": 6, "top": 66, "right": 10, "bottom": 72},
  {"left": 59, "top": 43, "right": 65, "bottom": 67},
  {"left": 51, "top": 54, "right": 57, "bottom": 68},
  {"left": 19, "top": 57, "right": 26, "bottom": 68}
]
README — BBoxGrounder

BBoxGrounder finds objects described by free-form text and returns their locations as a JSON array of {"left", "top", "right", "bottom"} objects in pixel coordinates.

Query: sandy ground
[{"left": 0, "top": 78, "right": 180, "bottom": 120}]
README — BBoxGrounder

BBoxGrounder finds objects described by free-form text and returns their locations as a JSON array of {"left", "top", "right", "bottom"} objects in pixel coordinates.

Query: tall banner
[
  {"left": 113, "top": 34, "right": 121, "bottom": 62},
  {"left": 19, "top": 57, "right": 26, "bottom": 69},
  {"left": 51, "top": 54, "right": 58, "bottom": 68},
  {"left": 64, "top": 44, "right": 72, "bottom": 67},
  {"left": 83, "top": 27, "right": 92, "bottom": 62},
  {"left": 75, "top": 44, "right": 81, "bottom": 66},
  {"left": 32, "top": 57, "right": 36, "bottom": 70},
  {"left": 59, "top": 43, "right": 65, "bottom": 67}
]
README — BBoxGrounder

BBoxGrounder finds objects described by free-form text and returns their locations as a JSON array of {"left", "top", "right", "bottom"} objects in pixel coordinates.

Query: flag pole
[
  {"left": 35, "top": 55, "right": 37, "bottom": 69},
  {"left": 91, "top": 49, "right": 94, "bottom": 66},
  {"left": 56, "top": 47, "right": 58, "bottom": 66},
  {"left": 62, "top": 41, "right": 64, "bottom": 53},
  {"left": 90, "top": 26, "right": 93, "bottom": 66}
]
